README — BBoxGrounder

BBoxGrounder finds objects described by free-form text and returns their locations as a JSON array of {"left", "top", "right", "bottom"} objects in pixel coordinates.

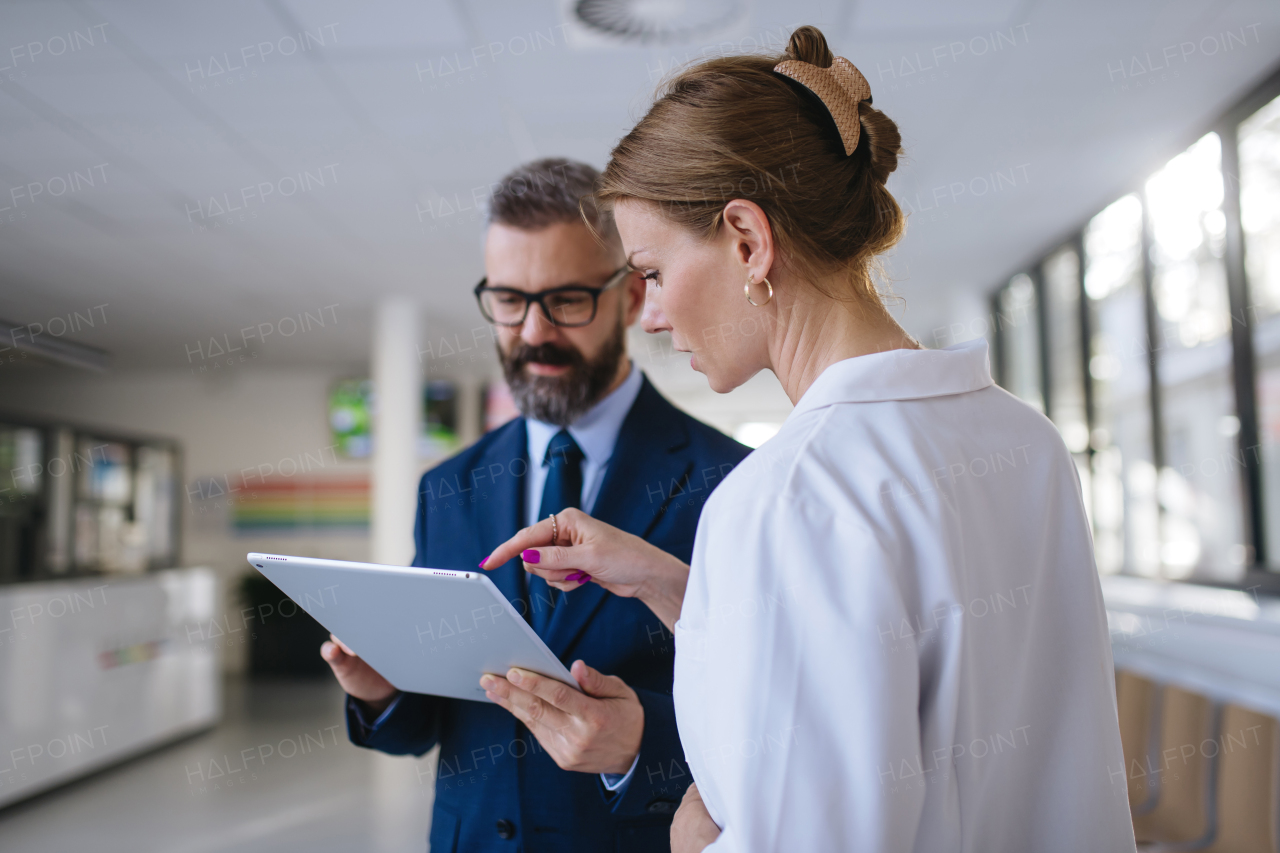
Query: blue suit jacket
[{"left": 346, "top": 376, "right": 750, "bottom": 853}]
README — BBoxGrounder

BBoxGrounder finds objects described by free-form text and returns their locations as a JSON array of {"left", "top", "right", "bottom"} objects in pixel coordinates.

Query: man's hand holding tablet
[
  {"left": 321, "top": 634, "right": 396, "bottom": 715},
  {"left": 480, "top": 661, "right": 644, "bottom": 775},
  {"left": 321, "top": 630, "right": 644, "bottom": 775}
]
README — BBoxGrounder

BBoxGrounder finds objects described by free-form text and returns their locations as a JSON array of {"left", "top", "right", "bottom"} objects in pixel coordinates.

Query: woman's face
[{"left": 614, "top": 199, "right": 771, "bottom": 393}]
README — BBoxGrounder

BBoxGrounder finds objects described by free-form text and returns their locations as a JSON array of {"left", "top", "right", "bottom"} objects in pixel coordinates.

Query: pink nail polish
[
  {"left": 522, "top": 549, "right": 540, "bottom": 564},
  {"left": 478, "top": 559, "right": 487, "bottom": 569}
]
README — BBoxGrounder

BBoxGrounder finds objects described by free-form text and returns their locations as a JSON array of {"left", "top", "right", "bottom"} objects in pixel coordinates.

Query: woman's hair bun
[
  {"left": 858, "top": 101, "right": 902, "bottom": 183},
  {"left": 784, "top": 25, "right": 900, "bottom": 184},
  {"left": 786, "top": 25, "right": 834, "bottom": 68}
]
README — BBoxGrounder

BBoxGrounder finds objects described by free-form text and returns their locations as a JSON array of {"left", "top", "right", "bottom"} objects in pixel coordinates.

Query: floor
[{"left": 0, "top": 678, "right": 437, "bottom": 853}]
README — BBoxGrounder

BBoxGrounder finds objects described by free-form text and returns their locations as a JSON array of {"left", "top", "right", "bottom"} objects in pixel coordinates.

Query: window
[
  {"left": 1043, "top": 244, "right": 1090, "bottom": 449},
  {"left": 1146, "top": 132, "right": 1247, "bottom": 582},
  {"left": 1240, "top": 92, "right": 1280, "bottom": 569},
  {"left": 0, "top": 426, "right": 43, "bottom": 583},
  {"left": 69, "top": 436, "right": 179, "bottom": 574},
  {"left": 1085, "top": 195, "right": 1157, "bottom": 575},
  {"left": 996, "top": 273, "right": 1044, "bottom": 411},
  {"left": 991, "top": 73, "right": 1280, "bottom": 588}
]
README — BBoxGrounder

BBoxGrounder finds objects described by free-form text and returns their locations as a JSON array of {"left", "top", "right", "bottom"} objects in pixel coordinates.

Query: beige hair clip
[{"left": 773, "top": 57, "right": 872, "bottom": 155}]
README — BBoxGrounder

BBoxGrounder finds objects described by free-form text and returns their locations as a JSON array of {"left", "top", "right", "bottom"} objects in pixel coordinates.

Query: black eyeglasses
[{"left": 474, "top": 266, "right": 631, "bottom": 328}]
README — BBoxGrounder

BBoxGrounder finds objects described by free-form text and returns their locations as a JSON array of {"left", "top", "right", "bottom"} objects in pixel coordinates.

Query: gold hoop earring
[{"left": 744, "top": 275, "right": 773, "bottom": 307}]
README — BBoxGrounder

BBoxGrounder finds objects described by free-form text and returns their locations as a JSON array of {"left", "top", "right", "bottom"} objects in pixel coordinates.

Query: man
[{"left": 322, "top": 158, "right": 749, "bottom": 852}]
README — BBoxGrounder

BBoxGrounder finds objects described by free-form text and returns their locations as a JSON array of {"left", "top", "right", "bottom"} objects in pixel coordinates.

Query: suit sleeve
[
  {"left": 345, "top": 472, "right": 447, "bottom": 756},
  {"left": 346, "top": 691, "right": 444, "bottom": 755},
  {"left": 602, "top": 687, "right": 691, "bottom": 814}
]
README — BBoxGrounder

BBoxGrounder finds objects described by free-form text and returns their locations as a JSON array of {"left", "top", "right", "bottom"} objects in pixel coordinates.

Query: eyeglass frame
[{"left": 473, "top": 266, "right": 632, "bottom": 328}]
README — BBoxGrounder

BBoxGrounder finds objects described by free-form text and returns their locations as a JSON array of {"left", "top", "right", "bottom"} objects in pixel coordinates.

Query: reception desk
[{"left": 0, "top": 567, "right": 220, "bottom": 808}]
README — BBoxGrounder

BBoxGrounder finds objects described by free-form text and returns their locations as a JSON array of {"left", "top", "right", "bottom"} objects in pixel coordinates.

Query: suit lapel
[
  {"left": 476, "top": 419, "right": 527, "bottom": 610},
  {"left": 542, "top": 378, "right": 692, "bottom": 656}
]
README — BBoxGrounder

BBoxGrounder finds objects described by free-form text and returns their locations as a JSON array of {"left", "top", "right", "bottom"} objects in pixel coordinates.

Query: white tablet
[{"left": 246, "top": 552, "right": 579, "bottom": 703}]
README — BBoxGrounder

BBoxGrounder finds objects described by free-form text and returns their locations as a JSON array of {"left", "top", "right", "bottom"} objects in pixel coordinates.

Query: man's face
[{"left": 484, "top": 220, "right": 645, "bottom": 426}]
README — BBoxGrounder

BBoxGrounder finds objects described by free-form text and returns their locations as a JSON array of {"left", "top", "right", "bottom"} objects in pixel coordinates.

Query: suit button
[
  {"left": 495, "top": 819, "right": 516, "bottom": 840},
  {"left": 647, "top": 800, "right": 676, "bottom": 814}
]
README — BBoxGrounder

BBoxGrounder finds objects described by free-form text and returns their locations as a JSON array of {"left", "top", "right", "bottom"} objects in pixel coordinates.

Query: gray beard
[{"left": 500, "top": 316, "right": 627, "bottom": 427}]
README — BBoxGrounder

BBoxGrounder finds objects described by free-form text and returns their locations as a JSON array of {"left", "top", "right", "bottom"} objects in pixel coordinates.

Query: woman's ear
[{"left": 720, "top": 199, "right": 776, "bottom": 284}]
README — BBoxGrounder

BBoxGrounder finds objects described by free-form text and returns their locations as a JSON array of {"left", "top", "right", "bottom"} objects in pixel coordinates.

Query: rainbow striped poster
[{"left": 231, "top": 475, "right": 370, "bottom": 532}]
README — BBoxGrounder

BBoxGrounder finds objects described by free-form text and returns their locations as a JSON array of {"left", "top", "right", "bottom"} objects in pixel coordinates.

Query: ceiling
[{"left": 1, "top": 0, "right": 1278, "bottom": 376}]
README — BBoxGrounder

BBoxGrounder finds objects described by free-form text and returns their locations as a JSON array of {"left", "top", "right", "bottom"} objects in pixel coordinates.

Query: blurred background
[{"left": 1, "top": 0, "right": 1279, "bottom": 850}]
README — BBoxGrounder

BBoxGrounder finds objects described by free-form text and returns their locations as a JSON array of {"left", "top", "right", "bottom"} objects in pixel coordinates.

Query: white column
[
  {"left": 457, "top": 375, "right": 482, "bottom": 447},
  {"left": 371, "top": 297, "right": 420, "bottom": 566}
]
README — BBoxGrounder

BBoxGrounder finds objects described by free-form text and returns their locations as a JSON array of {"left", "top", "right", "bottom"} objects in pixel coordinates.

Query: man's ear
[
  {"left": 720, "top": 199, "right": 776, "bottom": 285},
  {"left": 621, "top": 271, "right": 646, "bottom": 326}
]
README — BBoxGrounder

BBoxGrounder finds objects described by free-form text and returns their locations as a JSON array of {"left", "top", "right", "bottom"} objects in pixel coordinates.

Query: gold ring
[{"left": 549, "top": 513, "right": 558, "bottom": 545}]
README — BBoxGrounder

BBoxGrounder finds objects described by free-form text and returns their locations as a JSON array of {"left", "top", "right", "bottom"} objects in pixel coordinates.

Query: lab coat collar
[{"left": 788, "top": 339, "right": 993, "bottom": 422}]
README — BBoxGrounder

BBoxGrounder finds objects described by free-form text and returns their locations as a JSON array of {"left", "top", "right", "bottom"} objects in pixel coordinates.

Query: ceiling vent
[{"left": 569, "top": 0, "right": 746, "bottom": 46}]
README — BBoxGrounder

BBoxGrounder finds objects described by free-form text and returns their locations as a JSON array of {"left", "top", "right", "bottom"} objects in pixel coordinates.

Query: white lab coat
[{"left": 673, "top": 339, "right": 1136, "bottom": 852}]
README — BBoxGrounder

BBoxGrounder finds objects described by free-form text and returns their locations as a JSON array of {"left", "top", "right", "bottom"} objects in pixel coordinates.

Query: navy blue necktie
[{"left": 529, "top": 430, "right": 583, "bottom": 634}]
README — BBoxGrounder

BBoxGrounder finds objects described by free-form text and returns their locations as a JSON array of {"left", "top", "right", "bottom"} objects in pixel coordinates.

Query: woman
[{"left": 482, "top": 26, "right": 1135, "bottom": 853}]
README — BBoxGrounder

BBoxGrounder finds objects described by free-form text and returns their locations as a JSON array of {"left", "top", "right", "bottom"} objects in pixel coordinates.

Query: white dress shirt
[
  {"left": 524, "top": 360, "right": 643, "bottom": 791},
  {"left": 523, "top": 361, "right": 642, "bottom": 528},
  {"left": 674, "top": 339, "right": 1136, "bottom": 852}
]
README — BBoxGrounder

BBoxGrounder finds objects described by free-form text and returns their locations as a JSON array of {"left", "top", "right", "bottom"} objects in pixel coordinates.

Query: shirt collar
[
  {"left": 788, "top": 339, "right": 994, "bottom": 422},
  {"left": 526, "top": 361, "right": 643, "bottom": 467}
]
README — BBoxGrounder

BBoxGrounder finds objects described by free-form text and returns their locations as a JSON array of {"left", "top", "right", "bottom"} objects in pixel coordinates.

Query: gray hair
[{"left": 487, "top": 157, "right": 621, "bottom": 252}]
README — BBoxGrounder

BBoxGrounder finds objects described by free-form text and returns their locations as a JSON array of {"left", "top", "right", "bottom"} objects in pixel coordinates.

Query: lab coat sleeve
[{"left": 689, "top": 494, "right": 927, "bottom": 852}]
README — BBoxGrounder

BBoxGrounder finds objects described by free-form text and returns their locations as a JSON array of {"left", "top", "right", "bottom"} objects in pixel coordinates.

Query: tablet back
[{"left": 247, "top": 552, "right": 578, "bottom": 702}]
